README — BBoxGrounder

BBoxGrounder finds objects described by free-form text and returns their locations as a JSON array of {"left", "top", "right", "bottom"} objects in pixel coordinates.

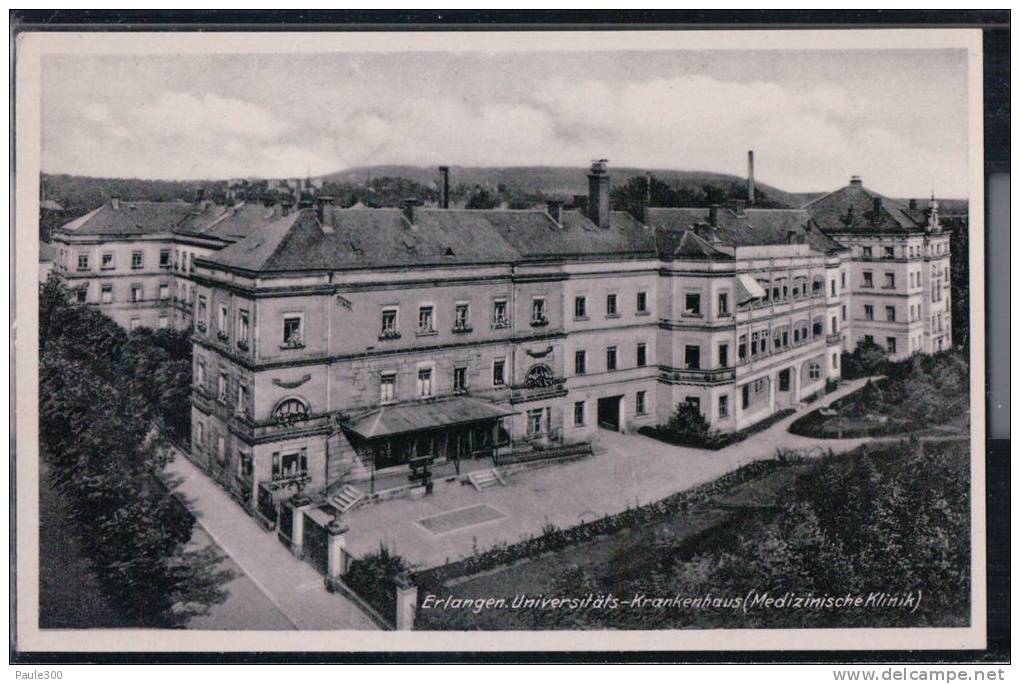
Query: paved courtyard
[{"left": 342, "top": 378, "right": 875, "bottom": 569}]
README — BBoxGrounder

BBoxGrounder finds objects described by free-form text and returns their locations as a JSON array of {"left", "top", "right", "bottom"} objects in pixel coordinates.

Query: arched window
[
  {"left": 524, "top": 364, "right": 556, "bottom": 388},
  {"left": 273, "top": 397, "right": 309, "bottom": 421}
]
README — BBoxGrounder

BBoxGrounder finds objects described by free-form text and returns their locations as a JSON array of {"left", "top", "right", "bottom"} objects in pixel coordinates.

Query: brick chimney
[
  {"left": 747, "top": 150, "right": 755, "bottom": 204},
  {"left": 708, "top": 206, "right": 718, "bottom": 226},
  {"left": 850, "top": 175, "right": 863, "bottom": 187},
  {"left": 316, "top": 195, "right": 334, "bottom": 227},
  {"left": 403, "top": 198, "right": 419, "bottom": 225},
  {"left": 587, "top": 159, "right": 611, "bottom": 229},
  {"left": 438, "top": 166, "right": 450, "bottom": 209}
]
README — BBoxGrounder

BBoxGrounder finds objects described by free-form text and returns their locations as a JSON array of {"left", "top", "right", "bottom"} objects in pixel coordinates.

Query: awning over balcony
[
  {"left": 346, "top": 397, "right": 516, "bottom": 439},
  {"left": 736, "top": 273, "right": 767, "bottom": 303}
]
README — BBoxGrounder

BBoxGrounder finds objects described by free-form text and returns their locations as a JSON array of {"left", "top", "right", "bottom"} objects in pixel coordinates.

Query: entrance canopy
[{"left": 346, "top": 397, "right": 516, "bottom": 440}]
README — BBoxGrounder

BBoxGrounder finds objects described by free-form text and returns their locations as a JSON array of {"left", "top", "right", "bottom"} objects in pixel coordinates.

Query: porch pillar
[
  {"left": 288, "top": 493, "right": 313, "bottom": 558},
  {"left": 326, "top": 518, "right": 350, "bottom": 579},
  {"left": 395, "top": 573, "right": 418, "bottom": 631},
  {"left": 618, "top": 396, "right": 627, "bottom": 434},
  {"left": 792, "top": 367, "right": 801, "bottom": 403},
  {"left": 768, "top": 374, "right": 777, "bottom": 414}
]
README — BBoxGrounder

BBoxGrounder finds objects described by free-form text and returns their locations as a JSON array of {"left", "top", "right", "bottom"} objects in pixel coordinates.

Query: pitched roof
[
  {"left": 654, "top": 228, "right": 733, "bottom": 261},
  {"left": 803, "top": 180, "right": 927, "bottom": 234},
  {"left": 54, "top": 201, "right": 194, "bottom": 237},
  {"left": 645, "top": 207, "right": 846, "bottom": 257},
  {"left": 346, "top": 396, "right": 515, "bottom": 439},
  {"left": 208, "top": 206, "right": 657, "bottom": 273}
]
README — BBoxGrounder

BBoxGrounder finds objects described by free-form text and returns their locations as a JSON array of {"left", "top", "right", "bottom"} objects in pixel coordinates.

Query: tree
[
  {"left": 840, "top": 339, "right": 888, "bottom": 379},
  {"left": 466, "top": 187, "right": 500, "bottom": 209},
  {"left": 664, "top": 401, "right": 718, "bottom": 446}
]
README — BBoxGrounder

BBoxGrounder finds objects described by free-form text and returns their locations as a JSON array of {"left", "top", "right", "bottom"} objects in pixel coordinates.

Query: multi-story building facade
[
  {"left": 51, "top": 159, "right": 951, "bottom": 522},
  {"left": 804, "top": 176, "right": 951, "bottom": 358}
]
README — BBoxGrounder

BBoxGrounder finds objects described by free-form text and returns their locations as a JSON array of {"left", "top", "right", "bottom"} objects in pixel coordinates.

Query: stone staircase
[
  {"left": 467, "top": 468, "right": 505, "bottom": 492},
  {"left": 329, "top": 484, "right": 365, "bottom": 514}
]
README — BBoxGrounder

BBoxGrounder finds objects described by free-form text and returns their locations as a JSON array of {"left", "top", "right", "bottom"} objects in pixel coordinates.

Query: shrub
[
  {"left": 841, "top": 339, "right": 889, "bottom": 379},
  {"left": 345, "top": 544, "right": 410, "bottom": 625}
]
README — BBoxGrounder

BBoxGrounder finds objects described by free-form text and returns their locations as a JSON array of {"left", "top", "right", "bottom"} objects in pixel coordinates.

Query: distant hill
[{"left": 320, "top": 165, "right": 822, "bottom": 210}]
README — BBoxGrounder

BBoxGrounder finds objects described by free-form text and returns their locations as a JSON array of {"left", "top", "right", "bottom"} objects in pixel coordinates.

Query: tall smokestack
[
  {"left": 587, "top": 159, "right": 611, "bottom": 229},
  {"left": 747, "top": 150, "right": 755, "bottom": 205},
  {"left": 438, "top": 166, "right": 450, "bottom": 209}
]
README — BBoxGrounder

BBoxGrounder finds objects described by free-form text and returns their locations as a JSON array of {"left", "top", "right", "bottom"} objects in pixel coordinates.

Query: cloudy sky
[{"left": 41, "top": 46, "right": 970, "bottom": 197}]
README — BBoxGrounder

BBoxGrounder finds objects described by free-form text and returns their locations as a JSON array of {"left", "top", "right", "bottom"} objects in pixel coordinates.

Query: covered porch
[{"left": 343, "top": 396, "right": 516, "bottom": 492}]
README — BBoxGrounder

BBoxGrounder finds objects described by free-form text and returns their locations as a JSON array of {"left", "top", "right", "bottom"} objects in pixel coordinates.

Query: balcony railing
[
  {"left": 826, "top": 333, "right": 843, "bottom": 345},
  {"left": 510, "top": 377, "right": 567, "bottom": 404},
  {"left": 660, "top": 367, "right": 736, "bottom": 384}
]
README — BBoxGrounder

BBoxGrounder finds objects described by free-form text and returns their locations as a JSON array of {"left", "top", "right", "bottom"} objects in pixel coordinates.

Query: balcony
[
  {"left": 452, "top": 323, "right": 473, "bottom": 334},
  {"left": 491, "top": 318, "right": 511, "bottom": 330},
  {"left": 510, "top": 377, "right": 567, "bottom": 404},
  {"left": 660, "top": 367, "right": 736, "bottom": 385},
  {"left": 530, "top": 316, "right": 549, "bottom": 328},
  {"left": 378, "top": 329, "right": 402, "bottom": 341},
  {"left": 826, "top": 333, "right": 843, "bottom": 346}
]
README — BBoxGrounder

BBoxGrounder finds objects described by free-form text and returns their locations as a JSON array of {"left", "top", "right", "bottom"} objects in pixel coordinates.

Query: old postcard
[{"left": 13, "top": 27, "right": 986, "bottom": 654}]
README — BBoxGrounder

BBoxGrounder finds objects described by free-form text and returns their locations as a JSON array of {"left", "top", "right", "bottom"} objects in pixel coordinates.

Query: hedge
[{"left": 343, "top": 544, "right": 409, "bottom": 625}]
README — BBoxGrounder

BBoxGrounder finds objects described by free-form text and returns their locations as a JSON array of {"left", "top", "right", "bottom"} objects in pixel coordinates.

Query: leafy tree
[
  {"left": 840, "top": 339, "right": 889, "bottom": 379},
  {"left": 663, "top": 401, "right": 720, "bottom": 446},
  {"left": 465, "top": 187, "right": 500, "bottom": 210}
]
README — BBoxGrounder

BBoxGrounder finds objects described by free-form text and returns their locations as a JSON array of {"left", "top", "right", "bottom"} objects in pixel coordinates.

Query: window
[
  {"left": 381, "top": 307, "right": 398, "bottom": 335},
  {"left": 197, "top": 295, "right": 207, "bottom": 324},
  {"left": 282, "top": 315, "right": 303, "bottom": 346},
  {"left": 158, "top": 315, "right": 168, "bottom": 329},
  {"left": 718, "top": 291, "right": 729, "bottom": 316},
  {"left": 842, "top": 305, "right": 847, "bottom": 321},
  {"left": 493, "top": 299, "right": 509, "bottom": 327},
  {"left": 831, "top": 316, "right": 838, "bottom": 334},
  {"left": 683, "top": 292, "right": 701, "bottom": 316},
  {"left": 574, "top": 296, "right": 587, "bottom": 319},
  {"left": 864, "top": 334, "right": 874, "bottom": 345},
  {"left": 684, "top": 345, "right": 700, "bottom": 370},
  {"left": 793, "top": 328, "right": 800, "bottom": 344},
  {"left": 742, "top": 384, "right": 750, "bottom": 409},
  {"left": 718, "top": 343, "right": 729, "bottom": 367},
  {"left": 605, "top": 293, "right": 618, "bottom": 317},
  {"left": 77, "top": 253, "right": 90, "bottom": 271},
  {"left": 418, "top": 305, "right": 435, "bottom": 333},
  {"left": 101, "top": 284, "right": 113, "bottom": 304},
  {"left": 884, "top": 246, "right": 895, "bottom": 259},
  {"left": 574, "top": 350, "right": 587, "bottom": 375},
  {"left": 159, "top": 283, "right": 169, "bottom": 300},
  {"left": 719, "top": 395, "right": 729, "bottom": 418},
  {"left": 527, "top": 408, "right": 544, "bottom": 436},
  {"left": 417, "top": 368, "right": 433, "bottom": 398},
  {"left": 196, "top": 359, "right": 205, "bottom": 387},
  {"left": 218, "top": 305, "right": 228, "bottom": 332},
  {"left": 573, "top": 401, "right": 585, "bottom": 426},
  {"left": 636, "top": 343, "right": 647, "bottom": 368},
  {"left": 812, "top": 320, "right": 823, "bottom": 337},
  {"left": 131, "top": 285, "right": 143, "bottom": 302},
  {"left": 606, "top": 346, "right": 618, "bottom": 371},
  {"left": 738, "top": 335, "right": 747, "bottom": 361},
  {"left": 886, "top": 306, "right": 896, "bottom": 322},
  {"left": 453, "top": 367, "right": 467, "bottom": 393},
  {"left": 101, "top": 252, "right": 115, "bottom": 270},
  {"left": 636, "top": 391, "right": 647, "bottom": 415},
  {"left": 862, "top": 272, "right": 874, "bottom": 288},
  {"left": 218, "top": 373, "right": 227, "bottom": 401},
  {"left": 808, "top": 363, "right": 821, "bottom": 380},
  {"left": 131, "top": 251, "right": 144, "bottom": 270},
  {"left": 196, "top": 421, "right": 204, "bottom": 445},
  {"left": 685, "top": 396, "right": 701, "bottom": 414},
  {"left": 884, "top": 273, "right": 895, "bottom": 289},
  {"left": 832, "top": 353, "right": 839, "bottom": 369},
  {"left": 217, "top": 437, "right": 228, "bottom": 465},
  {"left": 830, "top": 280, "right": 837, "bottom": 296},
  {"left": 812, "top": 278, "right": 823, "bottom": 295},
  {"left": 862, "top": 246, "right": 872, "bottom": 258},
  {"left": 272, "top": 449, "right": 308, "bottom": 481},
  {"left": 636, "top": 291, "right": 648, "bottom": 314},
  {"left": 493, "top": 358, "right": 506, "bottom": 386},
  {"left": 380, "top": 373, "right": 396, "bottom": 403},
  {"left": 129, "top": 317, "right": 140, "bottom": 331},
  {"left": 782, "top": 331, "right": 789, "bottom": 347},
  {"left": 74, "top": 285, "right": 87, "bottom": 303},
  {"left": 841, "top": 272, "right": 846, "bottom": 288},
  {"left": 886, "top": 337, "right": 897, "bottom": 354},
  {"left": 189, "top": 253, "right": 194, "bottom": 272},
  {"left": 159, "top": 249, "right": 170, "bottom": 268},
  {"left": 454, "top": 303, "right": 470, "bottom": 331},
  {"left": 237, "top": 383, "right": 248, "bottom": 413},
  {"left": 531, "top": 297, "right": 547, "bottom": 325},
  {"left": 864, "top": 304, "right": 874, "bottom": 321},
  {"left": 238, "top": 310, "right": 250, "bottom": 343}
]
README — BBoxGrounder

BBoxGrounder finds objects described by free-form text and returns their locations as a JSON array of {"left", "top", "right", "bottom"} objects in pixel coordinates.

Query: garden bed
[{"left": 638, "top": 408, "right": 796, "bottom": 450}]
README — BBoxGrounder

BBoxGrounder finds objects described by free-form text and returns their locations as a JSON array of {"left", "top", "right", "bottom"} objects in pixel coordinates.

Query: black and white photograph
[{"left": 12, "top": 23, "right": 990, "bottom": 657}]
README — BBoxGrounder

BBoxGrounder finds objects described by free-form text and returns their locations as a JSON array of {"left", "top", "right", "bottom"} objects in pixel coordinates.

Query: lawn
[{"left": 414, "top": 464, "right": 809, "bottom": 630}]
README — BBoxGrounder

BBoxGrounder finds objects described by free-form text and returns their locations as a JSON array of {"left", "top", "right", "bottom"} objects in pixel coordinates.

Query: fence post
[
  {"left": 326, "top": 518, "right": 350, "bottom": 579},
  {"left": 395, "top": 573, "right": 418, "bottom": 631},
  {"left": 288, "top": 493, "right": 312, "bottom": 558}
]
